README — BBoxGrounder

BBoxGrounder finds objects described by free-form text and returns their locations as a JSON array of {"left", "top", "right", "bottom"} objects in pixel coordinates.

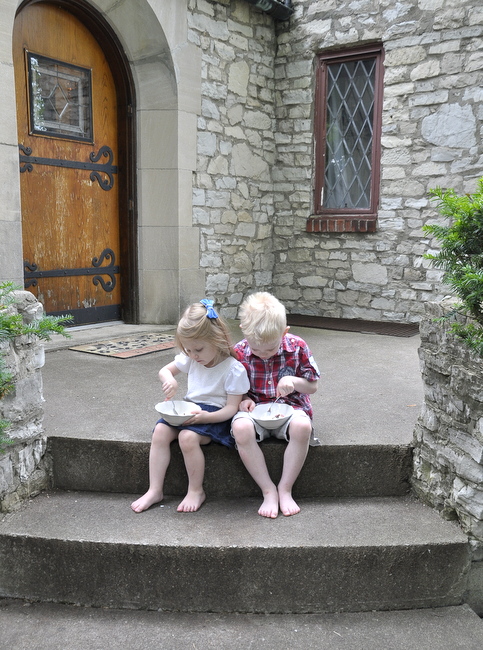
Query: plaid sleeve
[{"left": 297, "top": 341, "right": 320, "bottom": 381}]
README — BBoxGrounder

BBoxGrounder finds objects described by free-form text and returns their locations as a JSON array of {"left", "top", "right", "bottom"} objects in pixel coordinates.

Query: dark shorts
[{"left": 156, "top": 402, "right": 235, "bottom": 448}]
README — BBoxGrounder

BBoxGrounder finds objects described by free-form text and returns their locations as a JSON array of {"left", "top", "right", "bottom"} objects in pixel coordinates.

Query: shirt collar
[{"left": 244, "top": 334, "right": 293, "bottom": 359}]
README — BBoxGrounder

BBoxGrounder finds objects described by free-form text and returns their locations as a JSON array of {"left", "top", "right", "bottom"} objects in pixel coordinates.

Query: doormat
[
  {"left": 286, "top": 314, "right": 420, "bottom": 337},
  {"left": 69, "top": 333, "right": 176, "bottom": 358}
]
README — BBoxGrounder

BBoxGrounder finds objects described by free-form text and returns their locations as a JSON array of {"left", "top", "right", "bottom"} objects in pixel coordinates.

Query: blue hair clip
[{"left": 200, "top": 299, "right": 219, "bottom": 319}]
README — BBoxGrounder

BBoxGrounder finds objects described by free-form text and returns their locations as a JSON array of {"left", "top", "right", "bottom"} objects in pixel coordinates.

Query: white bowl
[
  {"left": 155, "top": 401, "right": 199, "bottom": 426},
  {"left": 251, "top": 402, "right": 294, "bottom": 430}
]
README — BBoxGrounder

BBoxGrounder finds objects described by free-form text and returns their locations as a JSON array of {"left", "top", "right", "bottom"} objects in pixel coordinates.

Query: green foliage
[
  {"left": 423, "top": 179, "right": 483, "bottom": 356},
  {"left": 0, "top": 282, "right": 72, "bottom": 452}
]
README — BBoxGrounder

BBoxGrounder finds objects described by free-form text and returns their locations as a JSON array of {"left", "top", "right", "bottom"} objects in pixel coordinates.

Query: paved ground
[{"left": 42, "top": 320, "right": 423, "bottom": 447}]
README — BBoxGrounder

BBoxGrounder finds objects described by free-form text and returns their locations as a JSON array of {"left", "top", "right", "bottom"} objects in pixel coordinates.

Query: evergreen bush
[{"left": 423, "top": 178, "right": 483, "bottom": 356}]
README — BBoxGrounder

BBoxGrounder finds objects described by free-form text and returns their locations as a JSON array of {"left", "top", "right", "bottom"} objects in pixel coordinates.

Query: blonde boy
[{"left": 232, "top": 292, "right": 319, "bottom": 518}]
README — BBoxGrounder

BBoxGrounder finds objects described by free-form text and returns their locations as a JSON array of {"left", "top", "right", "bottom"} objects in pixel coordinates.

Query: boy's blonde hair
[
  {"left": 238, "top": 292, "right": 287, "bottom": 344},
  {"left": 175, "top": 301, "right": 235, "bottom": 358}
]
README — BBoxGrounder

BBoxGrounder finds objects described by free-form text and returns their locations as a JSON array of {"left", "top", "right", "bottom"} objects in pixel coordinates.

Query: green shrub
[
  {"left": 0, "top": 282, "right": 72, "bottom": 452},
  {"left": 423, "top": 178, "right": 483, "bottom": 356}
]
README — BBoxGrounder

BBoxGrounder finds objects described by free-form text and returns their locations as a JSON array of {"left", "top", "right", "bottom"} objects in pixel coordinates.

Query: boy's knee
[
  {"left": 232, "top": 418, "right": 256, "bottom": 445},
  {"left": 289, "top": 417, "right": 312, "bottom": 442}
]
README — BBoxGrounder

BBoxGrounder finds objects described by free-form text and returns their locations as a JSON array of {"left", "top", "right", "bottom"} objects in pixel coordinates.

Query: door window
[{"left": 27, "top": 51, "right": 93, "bottom": 142}]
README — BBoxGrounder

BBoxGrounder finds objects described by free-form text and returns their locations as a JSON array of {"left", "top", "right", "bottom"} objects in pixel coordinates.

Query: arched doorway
[{"left": 14, "top": 0, "right": 137, "bottom": 325}]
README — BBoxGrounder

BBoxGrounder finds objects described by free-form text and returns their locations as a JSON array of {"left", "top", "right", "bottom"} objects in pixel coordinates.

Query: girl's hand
[
  {"left": 158, "top": 362, "right": 180, "bottom": 400},
  {"left": 183, "top": 405, "right": 205, "bottom": 425},
  {"left": 277, "top": 376, "right": 296, "bottom": 397},
  {"left": 161, "top": 377, "right": 178, "bottom": 400},
  {"left": 239, "top": 398, "right": 256, "bottom": 412}
]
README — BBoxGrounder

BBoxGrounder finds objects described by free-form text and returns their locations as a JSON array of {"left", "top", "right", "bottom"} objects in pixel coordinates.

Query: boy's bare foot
[
  {"left": 279, "top": 490, "right": 300, "bottom": 516},
  {"left": 258, "top": 489, "right": 279, "bottom": 518},
  {"left": 131, "top": 489, "right": 163, "bottom": 513},
  {"left": 177, "top": 490, "right": 206, "bottom": 513}
]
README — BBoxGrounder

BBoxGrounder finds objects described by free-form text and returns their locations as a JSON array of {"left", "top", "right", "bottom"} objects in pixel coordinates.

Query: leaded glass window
[
  {"left": 324, "top": 58, "right": 375, "bottom": 209},
  {"left": 27, "top": 52, "right": 93, "bottom": 141},
  {"left": 313, "top": 45, "right": 384, "bottom": 228}
]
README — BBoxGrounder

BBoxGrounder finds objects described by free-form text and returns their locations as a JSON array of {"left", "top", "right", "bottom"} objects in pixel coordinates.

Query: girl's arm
[
  {"left": 184, "top": 394, "right": 242, "bottom": 425},
  {"left": 159, "top": 361, "right": 181, "bottom": 400}
]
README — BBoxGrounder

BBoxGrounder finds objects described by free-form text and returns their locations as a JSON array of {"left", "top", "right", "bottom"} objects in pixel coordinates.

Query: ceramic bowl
[
  {"left": 155, "top": 401, "right": 199, "bottom": 426},
  {"left": 251, "top": 402, "right": 294, "bottom": 430}
]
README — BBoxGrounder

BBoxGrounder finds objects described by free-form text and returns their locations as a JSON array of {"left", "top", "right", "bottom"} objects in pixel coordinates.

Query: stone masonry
[
  {"left": 188, "top": 0, "right": 277, "bottom": 318},
  {"left": 189, "top": 0, "right": 483, "bottom": 323},
  {"left": 0, "top": 292, "right": 50, "bottom": 512},
  {"left": 412, "top": 300, "right": 483, "bottom": 613}
]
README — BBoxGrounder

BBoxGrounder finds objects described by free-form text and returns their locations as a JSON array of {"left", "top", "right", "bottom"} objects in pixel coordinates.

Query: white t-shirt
[{"left": 174, "top": 353, "right": 250, "bottom": 408}]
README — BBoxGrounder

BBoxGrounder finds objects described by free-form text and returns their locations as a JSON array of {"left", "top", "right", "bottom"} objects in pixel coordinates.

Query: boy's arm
[{"left": 277, "top": 375, "right": 318, "bottom": 396}]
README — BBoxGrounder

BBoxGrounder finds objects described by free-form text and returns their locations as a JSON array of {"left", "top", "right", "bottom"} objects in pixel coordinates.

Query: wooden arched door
[{"left": 14, "top": 2, "right": 136, "bottom": 325}]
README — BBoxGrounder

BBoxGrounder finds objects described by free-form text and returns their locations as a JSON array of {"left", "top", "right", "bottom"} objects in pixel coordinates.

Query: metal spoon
[
  {"left": 267, "top": 396, "right": 282, "bottom": 413},
  {"left": 171, "top": 400, "right": 178, "bottom": 414}
]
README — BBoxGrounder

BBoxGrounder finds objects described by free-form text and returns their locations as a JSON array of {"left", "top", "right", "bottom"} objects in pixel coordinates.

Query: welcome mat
[
  {"left": 70, "top": 332, "right": 176, "bottom": 358},
  {"left": 287, "top": 314, "right": 420, "bottom": 337}
]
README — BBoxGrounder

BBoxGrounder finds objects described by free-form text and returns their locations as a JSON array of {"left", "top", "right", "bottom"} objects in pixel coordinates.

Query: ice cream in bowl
[
  {"left": 251, "top": 402, "right": 294, "bottom": 430},
  {"left": 155, "top": 401, "right": 201, "bottom": 426}
]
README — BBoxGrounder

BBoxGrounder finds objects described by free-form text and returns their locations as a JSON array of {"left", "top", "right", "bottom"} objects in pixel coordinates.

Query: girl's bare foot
[
  {"left": 258, "top": 489, "right": 279, "bottom": 518},
  {"left": 177, "top": 490, "right": 206, "bottom": 513},
  {"left": 278, "top": 489, "right": 300, "bottom": 516},
  {"left": 131, "top": 489, "right": 163, "bottom": 513}
]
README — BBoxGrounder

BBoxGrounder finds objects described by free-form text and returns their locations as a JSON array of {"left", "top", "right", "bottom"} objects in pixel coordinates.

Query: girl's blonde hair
[
  {"left": 175, "top": 301, "right": 235, "bottom": 358},
  {"left": 238, "top": 292, "right": 287, "bottom": 344}
]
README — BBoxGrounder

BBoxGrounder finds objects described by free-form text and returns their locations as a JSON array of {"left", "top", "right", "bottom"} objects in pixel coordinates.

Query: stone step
[
  {"left": 48, "top": 436, "right": 412, "bottom": 498},
  {"left": 1, "top": 600, "right": 482, "bottom": 650},
  {"left": 0, "top": 491, "right": 469, "bottom": 614}
]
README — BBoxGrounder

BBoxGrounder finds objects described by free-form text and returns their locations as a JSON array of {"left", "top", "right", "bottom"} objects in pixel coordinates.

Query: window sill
[{"left": 306, "top": 216, "right": 377, "bottom": 233}]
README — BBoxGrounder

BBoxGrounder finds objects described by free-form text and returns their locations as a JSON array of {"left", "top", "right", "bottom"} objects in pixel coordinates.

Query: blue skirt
[{"left": 156, "top": 402, "right": 235, "bottom": 448}]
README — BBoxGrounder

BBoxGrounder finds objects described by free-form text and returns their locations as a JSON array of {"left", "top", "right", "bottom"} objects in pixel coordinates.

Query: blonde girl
[{"left": 131, "top": 300, "right": 249, "bottom": 513}]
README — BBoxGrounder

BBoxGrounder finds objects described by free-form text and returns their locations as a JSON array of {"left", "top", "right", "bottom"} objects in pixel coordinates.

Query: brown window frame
[{"left": 308, "top": 44, "right": 384, "bottom": 234}]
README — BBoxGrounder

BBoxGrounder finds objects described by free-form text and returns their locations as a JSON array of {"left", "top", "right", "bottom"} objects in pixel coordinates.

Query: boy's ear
[{"left": 284, "top": 326, "right": 290, "bottom": 335}]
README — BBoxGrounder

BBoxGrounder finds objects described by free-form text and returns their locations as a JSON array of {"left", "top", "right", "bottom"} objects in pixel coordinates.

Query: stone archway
[
  {"left": 94, "top": 0, "right": 204, "bottom": 323},
  {"left": 3, "top": 0, "right": 203, "bottom": 324}
]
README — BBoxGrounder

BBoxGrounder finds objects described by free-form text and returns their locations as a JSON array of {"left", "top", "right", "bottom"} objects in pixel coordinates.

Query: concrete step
[
  {"left": 48, "top": 435, "right": 412, "bottom": 498},
  {"left": 1, "top": 600, "right": 482, "bottom": 650},
  {"left": 0, "top": 491, "right": 469, "bottom": 614}
]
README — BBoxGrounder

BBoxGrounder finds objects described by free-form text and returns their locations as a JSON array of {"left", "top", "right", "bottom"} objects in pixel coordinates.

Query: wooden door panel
[{"left": 14, "top": 3, "right": 121, "bottom": 323}]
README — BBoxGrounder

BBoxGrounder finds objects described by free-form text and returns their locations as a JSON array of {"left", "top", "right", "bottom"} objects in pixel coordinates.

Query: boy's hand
[
  {"left": 239, "top": 398, "right": 256, "bottom": 412},
  {"left": 277, "top": 376, "right": 296, "bottom": 397}
]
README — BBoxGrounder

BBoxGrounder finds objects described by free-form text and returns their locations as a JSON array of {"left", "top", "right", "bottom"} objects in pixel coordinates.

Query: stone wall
[
  {"left": 188, "top": 0, "right": 277, "bottom": 317},
  {"left": 272, "top": 0, "right": 483, "bottom": 321},
  {"left": 0, "top": 292, "right": 50, "bottom": 512},
  {"left": 412, "top": 300, "right": 483, "bottom": 612},
  {"left": 189, "top": 0, "right": 483, "bottom": 323}
]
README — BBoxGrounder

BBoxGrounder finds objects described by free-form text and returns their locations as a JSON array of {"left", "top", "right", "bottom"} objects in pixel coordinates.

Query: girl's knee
[
  {"left": 178, "top": 429, "right": 201, "bottom": 451},
  {"left": 152, "top": 423, "right": 176, "bottom": 445}
]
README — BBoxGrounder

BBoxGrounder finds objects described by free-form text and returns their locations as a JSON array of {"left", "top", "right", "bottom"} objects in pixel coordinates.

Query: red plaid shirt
[{"left": 234, "top": 334, "right": 320, "bottom": 418}]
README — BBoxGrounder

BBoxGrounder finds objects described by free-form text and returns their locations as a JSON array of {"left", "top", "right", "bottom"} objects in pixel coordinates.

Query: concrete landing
[
  {"left": 42, "top": 321, "right": 423, "bottom": 447},
  {"left": 0, "top": 600, "right": 483, "bottom": 650},
  {"left": 0, "top": 601, "right": 482, "bottom": 650}
]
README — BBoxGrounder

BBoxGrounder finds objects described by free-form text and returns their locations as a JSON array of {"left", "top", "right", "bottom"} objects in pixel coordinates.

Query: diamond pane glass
[
  {"left": 323, "top": 57, "right": 375, "bottom": 209},
  {"left": 27, "top": 52, "right": 92, "bottom": 141}
]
